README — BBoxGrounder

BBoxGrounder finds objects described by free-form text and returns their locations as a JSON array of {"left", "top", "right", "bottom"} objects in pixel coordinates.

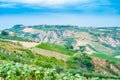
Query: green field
[
  {"left": 36, "top": 43, "right": 77, "bottom": 55},
  {"left": 91, "top": 53, "right": 120, "bottom": 63}
]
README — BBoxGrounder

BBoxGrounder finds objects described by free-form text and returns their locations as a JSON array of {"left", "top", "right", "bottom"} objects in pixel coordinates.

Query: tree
[
  {"left": 67, "top": 52, "right": 94, "bottom": 70},
  {"left": 14, "top": 32, "right": 17, "bottom": 37},
  {"left": 79, "top": 46, "right": 86, "bottom": 52},
  {"left": 64, "top": 44, "right": 73, "bottom": 50},
  {"left": 1, "top": 31, "right": 9, "bottom": 36}
]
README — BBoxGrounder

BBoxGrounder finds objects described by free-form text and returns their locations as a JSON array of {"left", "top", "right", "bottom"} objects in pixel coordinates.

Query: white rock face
[
  {"left": 98, "top": 36, "right": 120, "bottom": 47},
  {"left": 37, "top": 30, "right": 63, "bottom": 42},
  {"left": 22, "top": 28, "right": 35, "bottom": 33},
  {"left": 21, "top": 27, "right": 120, "bottom": 48},
  {"left": 9, "top": 32, "right": 14, "bottom": 36}
]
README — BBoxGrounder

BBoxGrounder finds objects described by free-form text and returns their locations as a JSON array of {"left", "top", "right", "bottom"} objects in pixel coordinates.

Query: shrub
[
  {"left": 67, "top": 52, "right": 94, "bottom": 70},
  {"left": 1, "top": 31, "right": 9, "bottom": 36}
]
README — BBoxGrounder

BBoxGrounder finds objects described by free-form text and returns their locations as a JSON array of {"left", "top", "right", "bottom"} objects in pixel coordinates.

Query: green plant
[
  {"left": 67, "top": 52, "right": 94, "bottom": 70},
  {"left": 1, "top": 31, "right": 9, "bottom": 36},
  {"left": 0, "top": 62, "right": 82, "bottom": 80},
  {"left": 0, "top": 47, "right": 64, "bottom": 68}
]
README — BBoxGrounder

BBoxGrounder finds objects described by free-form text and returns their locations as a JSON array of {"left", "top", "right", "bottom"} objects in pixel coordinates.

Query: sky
[{"left": 0, "top": 0, "right": 120, "bottom": 30}]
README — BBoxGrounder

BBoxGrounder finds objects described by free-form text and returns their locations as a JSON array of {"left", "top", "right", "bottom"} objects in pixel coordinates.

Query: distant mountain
[{"left": 5, "top": 24, "right": 120, "bottom": 56}]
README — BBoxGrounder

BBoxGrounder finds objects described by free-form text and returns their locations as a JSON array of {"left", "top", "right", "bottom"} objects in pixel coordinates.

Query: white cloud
[
  {"left": 0, "top": 3, "right": 16, "bottom": 8},
  {"left": 1, "top": 0, "right": 90, "bottom": 5}
]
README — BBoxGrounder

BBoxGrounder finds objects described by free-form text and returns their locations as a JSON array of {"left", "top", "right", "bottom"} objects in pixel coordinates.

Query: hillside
[
  {"left": 0, "top": 38, "right": 120, "bottom": 79},
  {"left": 1, "top": 25, "right": 120, "bottom": 79},
  {"left": 4, "top": 25, "right": 120, "bottom": 57}
]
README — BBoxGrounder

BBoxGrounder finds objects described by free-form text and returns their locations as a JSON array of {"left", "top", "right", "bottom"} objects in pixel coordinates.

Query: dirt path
[
  {"left": 7, "top": 39, "right": 69, "bottom": 61},
  {"left": 19, "top": 41, "right": 39, "bottom": 48},
  {"left": 31, "top": 47, "right": 69, "bottom": 61},
  {"left": 9, "top": 40, "right": 40, "bottom": 48}
]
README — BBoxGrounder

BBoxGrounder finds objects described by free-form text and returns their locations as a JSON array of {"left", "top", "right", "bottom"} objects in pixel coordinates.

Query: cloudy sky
[{"left": 0, "top": 0, "right": 120, "bottom": 29}]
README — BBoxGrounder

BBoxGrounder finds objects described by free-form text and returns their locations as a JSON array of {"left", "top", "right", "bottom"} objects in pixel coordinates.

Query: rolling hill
[
  {"left": 4, "top": 25, "right": 120, "bottom": 57},
  {"left": 1, "top": 25, "right": 120, "bottom": 79}
]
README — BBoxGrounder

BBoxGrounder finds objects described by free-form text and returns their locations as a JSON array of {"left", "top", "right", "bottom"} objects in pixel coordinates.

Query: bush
[
  {"left": 67, "top": 52, "right": 94, "bottom": 70},
  {"left": 1, "top": 31, "right": 9, "bottom": 36},
  {"left": 0, "top": 47, "right": 64, "bottom": 68},
  {"left": 0, "top": 62, "right": 82, "bottom": 80}
]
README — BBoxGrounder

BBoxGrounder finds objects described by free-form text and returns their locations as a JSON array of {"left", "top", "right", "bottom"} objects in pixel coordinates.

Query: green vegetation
[
  {"left": 0, "top": 61, "right": 82, "bottom": 80},
  {"left": 67, "top": 52, "right": 94, "bottom": 70},
  {"left": 89, "top": 42, "right": 115, "bottom": 55},
  {"left": 0, "top": 47, "right": 64, "bottom": 68},
  {"left": 1, "top": 25, "right": 120, "bottom": 80},
  {"left": 1, "top": 37, "right": 120, "bottom": 79},
  {"left": 91, "top": 53, "right": 120, "bottom": 63},
  {"left": 0, "top": 35, "right": 32, "bottom": 42},
  {"left": 69, "top": 69, "right": 120, "bottom": 80},
  {"left": 4, "top": 25, "right": 120, "bottom": 56},
  {"left": 64, "top": 38, "right": 76, "bottom": 49},
  {"left": 1, "top": 61, "right": 120, "bottom": 80},
  {"left": 0, "top": 39, "right": 22, "bottom": 46},
  {"left": 1, "top": 31, "right": 9, "bottom": 36},
  {"left": 31, "top": 25, "right": 78, "bottom": 31},
  {"left": 36, "top": 43, "right": 77, "bottom": 55}
]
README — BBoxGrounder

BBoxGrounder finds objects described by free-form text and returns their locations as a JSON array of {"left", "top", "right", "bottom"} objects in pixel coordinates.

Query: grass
[
  {"left": 31, "top": 47, "right": 69, "bottom": 61},
  {"left": 0, "top": 35, "right": 32, "bottom": 42},
  {"left": 36, "top": 43, "right": 77, "bottom": 55},
  {"left": 0, "top": 47, "right": 64, "bottom": 68},
  {"left": 89, "top": 42, "right": 115, "bottom": 55},
  {"left": 91, "top": 53, "right": 120, "bottom": 64}
]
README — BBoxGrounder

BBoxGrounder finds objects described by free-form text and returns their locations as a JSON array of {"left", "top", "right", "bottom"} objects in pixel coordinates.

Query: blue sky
[{"left": 0, "top": 0, "right": 120, "bottom": 29}]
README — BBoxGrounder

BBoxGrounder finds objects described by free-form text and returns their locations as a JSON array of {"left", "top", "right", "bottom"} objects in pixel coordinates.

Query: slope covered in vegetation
[
  {"left": 36, "top": 43, "right": 77, "bottom": 55},
  {"left": 91, "top": 53, "right": 120, "bottom": 64},
  {"left": 4, "top": 25, "right": 120, "bottom": 56},
  {"left": 0, "top": 38, "right": 120, "bottom": 80}
]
